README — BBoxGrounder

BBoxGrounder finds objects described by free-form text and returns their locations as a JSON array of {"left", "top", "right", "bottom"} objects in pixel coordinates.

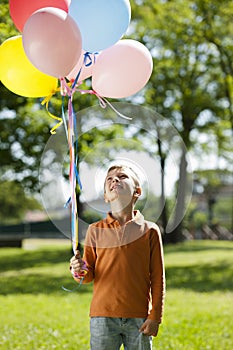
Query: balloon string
[
  {"left": 42, "top": 78, "right": 132, "bottom": 253},
  {"left": 42, "top": 49, "right": 128, "bottom": 135},
  {"left": 60, "top": 77, "right": 83, "bottom": 255},
  {"left": 62, "top": 280, "right": 83, "bottom": 292},
  {"left": 62, "top": 264, "right": 88, "bottom": 292},
  {"left": 75, "top": 87, "right": 132, "bottom": 120},
  {"left": 61, "top": 95, "right": 68, "bottom": 141},
  {"left": 67, "top": 93, "right": 82, "bottom": 190},
  {"left": 60, "top": 77, "right": 82, "bottom": 191},
  {"left": 67, "top": 97, "right": 78, "bottom": 254},
  {"left": 72, "top": 67, "right": 82, "bottom": 90},
  {"left": 96, "top": 94, "right": 133, "bottom": 120},
  {"left": 83, "top": 51, "right": 99, "bottom": 66},
  {"left": 41, "top": 90, "right": 63, "bottom": 134},
  {"left": 70, "top": 51, "right": 99, "bottom": 89},
  {"left": 62, "top": 276, "right": 84, "bottom": 293},
  {"left": 68, "top": 50, "right": 99, "bottom": 93}
]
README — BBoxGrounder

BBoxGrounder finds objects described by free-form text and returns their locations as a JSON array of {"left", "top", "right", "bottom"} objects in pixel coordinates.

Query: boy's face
[{"left": 104, "top": 167, "right": 141, "bottom": 204}]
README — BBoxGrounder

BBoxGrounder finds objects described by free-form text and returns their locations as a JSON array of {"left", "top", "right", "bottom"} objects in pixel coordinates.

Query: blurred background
[{"left": 0, "top": 0, "right": 232, "bottom": 247}]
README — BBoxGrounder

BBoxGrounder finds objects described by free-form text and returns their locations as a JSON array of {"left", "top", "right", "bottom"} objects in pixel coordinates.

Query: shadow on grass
[
  {"left": 2, "top": 260, "right": 231, "bottom": 295},
  {"left": 164, "top": 241, "right": 233, "bottom": 292},
  {"left": 0, "top": 247, "right": 93, "bottom": 295},
  {"left": 164, "top": 241, "right": 233, "bottom": 254},
  {"left": 0, "top": 248, "right": 71, "bottom": 273},
  {"left": 0, "top": 273, "right": 93, "bottom": 295},
  {"left": 0, "top": 243, "right": 232, "bottom": 295},
  {"left": 166, "top": 260, "right": 233, "bottom": 292}
]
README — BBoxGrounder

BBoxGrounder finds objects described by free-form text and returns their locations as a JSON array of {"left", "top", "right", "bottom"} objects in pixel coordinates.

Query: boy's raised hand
[{"left": 70, "top": 250, "right": 86, "bottom": 275}]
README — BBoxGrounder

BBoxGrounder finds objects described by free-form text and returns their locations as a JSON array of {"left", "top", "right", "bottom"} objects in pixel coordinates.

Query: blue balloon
[{"left": 69, "top": 0, "right": 131, "bottom": 52}]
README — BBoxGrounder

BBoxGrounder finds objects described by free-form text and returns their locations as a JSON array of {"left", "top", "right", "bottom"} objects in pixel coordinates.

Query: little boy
[{"left": 70, "top": 165, "right": 165, "bottom": 350}]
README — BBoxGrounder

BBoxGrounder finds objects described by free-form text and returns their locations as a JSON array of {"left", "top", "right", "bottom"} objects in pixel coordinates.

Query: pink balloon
[
  {"left": 9, "top": 0, "right": 71, "bottom": 32},
  {"left": 92, "top": 40, "right": 153, "bottom": 98},
  {"left": 22, "top": 8, "right": 82, "bottom": 78},
  {"left": 66, "top": 50, "right": 98, "bottom": 82}
]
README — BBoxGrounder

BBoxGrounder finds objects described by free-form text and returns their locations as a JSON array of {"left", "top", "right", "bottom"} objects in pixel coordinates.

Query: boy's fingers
[
  {"left": 139, "top": 323, "right": 146, "bottom": 333},
  {"left": 70, "top": 250, "right": 81, "bottom": 264},
  {"left": 75, "top": 250, "right": 81, "bottom": 258}
]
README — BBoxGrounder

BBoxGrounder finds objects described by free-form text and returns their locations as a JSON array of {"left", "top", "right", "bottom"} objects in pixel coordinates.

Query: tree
[
  {"left": 196, "top": 0, "right": 233, "bottom": 126},
  {"left": 0, "top": 180, "right": 41, "bottom": 224},
  {"left": 193, "top": 169, "right": 232, "bottom": 227},
  {"left": 1, "top": 0, "right": 232, "bottom": 236},
  {"left": 129, "top": 0, "right": 233, "bottom": 241}
]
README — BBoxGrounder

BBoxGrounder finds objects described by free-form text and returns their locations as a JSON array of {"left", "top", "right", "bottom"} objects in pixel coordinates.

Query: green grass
[{"left": 0, "top": 239, "right": 233, "bottom": 349}]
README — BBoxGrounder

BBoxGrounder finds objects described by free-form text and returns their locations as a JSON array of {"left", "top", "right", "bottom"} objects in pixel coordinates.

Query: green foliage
[
  {"left": 0, "top": 99, "right": 52, "bottom": 191},
  {"left": 136, "top": 193, "right": 161, "bottom": 221},
  {"left": 194, "top": 168, "right": 232, "bottom": 190},
  {"left": 0, "top": 1, "right": 18, "bottom": 43},
  {"left": 129, "top": 0, "right": 233, "bottom": 239},
  {"left": 190, "top": 169, "right": 233, "bottom": 230},
  {"left": 0, "top": 0, "right": 232, "bottom": 235},
  {"left": 130, "top": 0, "right": 233, "bottom": 132},
  {"left": 0, "top": 240, "right": 232, "bottom": 349},
  {"left": 0, "top": 181, "right": 41, "bottom": 224},
  {"left": 193, "top": 211, "right": 208, "bottom": 229},
  {"left": 212, "top": 197, "right": 233, "bottom": 230}
]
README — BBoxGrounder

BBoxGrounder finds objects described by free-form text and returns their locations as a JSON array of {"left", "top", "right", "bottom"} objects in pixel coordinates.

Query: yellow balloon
[{"left": 0, "top": 35, "right": 58, "bottom": 97}]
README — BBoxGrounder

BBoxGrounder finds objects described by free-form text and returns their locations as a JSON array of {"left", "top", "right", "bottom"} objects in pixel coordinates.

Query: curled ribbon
[
  {"left": 94, "top": 92, "right": 133, "bottom": 121},
  {"left": 75, "top": 87, "right": 133, "bottom": 121},
  {"left": 41, "top": 89, "right": 63, "bottom": 134},
  {"left": 83, "top": 51, "right": 99, "bottom": 67}
]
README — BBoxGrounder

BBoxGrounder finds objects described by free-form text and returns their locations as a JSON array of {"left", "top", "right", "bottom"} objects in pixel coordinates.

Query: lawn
[{"left": 0, "top": 239, "right": 232, "bottom": 350}]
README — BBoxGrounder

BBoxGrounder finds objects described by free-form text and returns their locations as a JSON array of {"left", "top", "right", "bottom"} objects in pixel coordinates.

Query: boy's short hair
[{"left": 105, "top": 165, "right": 141, "bottom": 189}]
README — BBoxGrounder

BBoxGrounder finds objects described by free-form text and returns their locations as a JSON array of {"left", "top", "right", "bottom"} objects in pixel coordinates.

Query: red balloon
[{"left": 9, "top": 0, "right": 71, "bottom": 32}]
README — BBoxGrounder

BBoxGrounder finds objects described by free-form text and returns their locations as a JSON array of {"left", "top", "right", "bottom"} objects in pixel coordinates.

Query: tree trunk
[
  {"left": 168, "top": 146, "right": 188, "bottom": 243},
  {"left": 157, "top": 137, "right": 169, "bottom": 242}
]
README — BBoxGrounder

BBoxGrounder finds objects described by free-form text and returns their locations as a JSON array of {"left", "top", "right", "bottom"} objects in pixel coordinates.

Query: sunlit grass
[
  {"left": 156, "top": 289, "right": 232, "bottom": 350},
  {"left": 0, "top": 239, "right": 232, "bottom": 349}
]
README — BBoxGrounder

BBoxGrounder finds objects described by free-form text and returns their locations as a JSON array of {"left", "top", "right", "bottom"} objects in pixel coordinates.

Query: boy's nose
[{"left": 112, "top": 177, "right": 119, "bottom": 183}]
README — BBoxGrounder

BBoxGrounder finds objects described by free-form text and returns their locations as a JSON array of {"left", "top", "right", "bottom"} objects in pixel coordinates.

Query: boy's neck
[{"left": 110, "top": 202, "right": 135, "bottom": 225}]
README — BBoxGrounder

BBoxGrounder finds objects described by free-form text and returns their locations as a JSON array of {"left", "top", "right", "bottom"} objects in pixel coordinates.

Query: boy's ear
[{"left": 134, "top": 187, "right": 142, "bottom": 198}]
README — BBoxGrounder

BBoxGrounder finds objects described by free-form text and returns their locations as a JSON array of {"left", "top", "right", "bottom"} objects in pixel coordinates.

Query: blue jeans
[{"left": 90, "top": 317, "right": 153, "bottom": 350}]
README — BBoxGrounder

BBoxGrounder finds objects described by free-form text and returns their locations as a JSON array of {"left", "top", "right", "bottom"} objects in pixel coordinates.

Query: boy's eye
[
  {"left": 119, "top": 174, "right": 128, "bottom": 180},
  {"left": 106, "top": 174, "right": 128, "bottom": 182}
]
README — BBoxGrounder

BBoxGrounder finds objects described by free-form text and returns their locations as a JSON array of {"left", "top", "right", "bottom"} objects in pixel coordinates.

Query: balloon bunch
[
  {"left": 0, "top": 0, "right": 153, "bottom": 254},
  {"left": 1, "top": 0, "right": 153, "bottom": 100}
]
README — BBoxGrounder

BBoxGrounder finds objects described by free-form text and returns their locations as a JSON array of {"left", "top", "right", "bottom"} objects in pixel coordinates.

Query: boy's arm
[
  {"left": 70, "top": 226, "right": 97, "bottom": 284},
  {"left": 147, "top": 226, "right": 166, "bottom": 323},
  {"left": 82, "top": 244, "right": 97, "bottom": 283}
]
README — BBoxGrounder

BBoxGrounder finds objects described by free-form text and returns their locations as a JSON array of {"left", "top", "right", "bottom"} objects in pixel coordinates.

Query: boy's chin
[
  {"left": 108, "top": 195, "right": 119, "bottom": 203},
  {"left": 109, "top": 195, "right": 133, "bottom": 206}
]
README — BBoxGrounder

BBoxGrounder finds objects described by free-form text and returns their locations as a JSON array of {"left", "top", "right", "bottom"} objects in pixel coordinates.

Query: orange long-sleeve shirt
[{"left": 74, "top": 211, "right": 165, "bottom": 323}]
